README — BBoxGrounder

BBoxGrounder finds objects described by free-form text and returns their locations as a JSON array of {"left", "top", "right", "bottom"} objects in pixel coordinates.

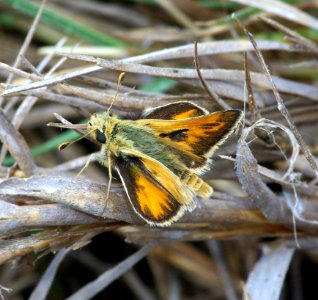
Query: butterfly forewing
[{"left": 137, "top": 110, "right": 242, "bottom": 171}]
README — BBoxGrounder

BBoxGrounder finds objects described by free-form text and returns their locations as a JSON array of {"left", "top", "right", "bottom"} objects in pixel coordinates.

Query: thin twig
[
  {"left": 242, "top": 27, "right": 318, "bottom": 179},
  {"left": 194, "top": 41, "right": 231, "bottom": 110},
  {"left": 66, "top": 244, "right": 155, "bottom": 300},
  {"left": 0, "top": 0, "right": 47, "bottom": 106}
]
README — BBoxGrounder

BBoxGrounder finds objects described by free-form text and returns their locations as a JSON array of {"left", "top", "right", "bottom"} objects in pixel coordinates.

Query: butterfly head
[{"left": 87, "top": 111, "right": 113, "bottom": 144}]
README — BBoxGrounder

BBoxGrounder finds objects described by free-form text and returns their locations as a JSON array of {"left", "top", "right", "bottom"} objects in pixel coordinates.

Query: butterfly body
[{"left": 87, "top": 101, "right": 242, "bottom": 226}]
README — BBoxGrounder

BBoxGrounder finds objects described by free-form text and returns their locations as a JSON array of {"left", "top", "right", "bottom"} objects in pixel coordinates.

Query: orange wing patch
[
  {"left": 133, "top": 169, "right": 180, "bottom": 222},
  {"left": 169, "top": 109, "right": 202, "bottom": 120},
  {"left": 116, "top": 148, "right": 195, "bottom": 226}
]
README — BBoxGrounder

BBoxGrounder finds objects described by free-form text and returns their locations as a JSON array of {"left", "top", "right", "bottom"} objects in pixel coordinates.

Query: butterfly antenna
[
  {"left": 106, "top": 72, "right": 126, "bottom": 115},
  {"left": 59, "top": 129, "right": 95, "bottom": 150}
]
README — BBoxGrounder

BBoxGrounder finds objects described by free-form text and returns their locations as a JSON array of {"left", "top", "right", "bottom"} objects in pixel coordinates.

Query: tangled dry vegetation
[{"left": 1, "top": 0, "right": 318, "bottom": 299}]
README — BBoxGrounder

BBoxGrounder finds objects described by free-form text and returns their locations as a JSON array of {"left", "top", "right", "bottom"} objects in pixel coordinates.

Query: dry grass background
[{"left": 1, "top": 0, "right": 318, "bottom": 299}]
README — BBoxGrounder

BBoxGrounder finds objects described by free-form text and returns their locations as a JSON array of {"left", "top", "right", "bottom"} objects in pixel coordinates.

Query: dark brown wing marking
[{"left": 143, "top": 101, "right": 208, "bottom": 120}]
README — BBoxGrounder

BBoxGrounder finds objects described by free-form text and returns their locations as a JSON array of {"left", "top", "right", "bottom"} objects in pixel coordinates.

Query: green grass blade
[{"left": 2, "top": 0, "right": 127, "bottom": 47}]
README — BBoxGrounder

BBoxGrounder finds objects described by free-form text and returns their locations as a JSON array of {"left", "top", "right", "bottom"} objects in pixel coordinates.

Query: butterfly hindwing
[
  {"left": 115, "top": 148, "right": 195, "bottom": 226},
  {"left": 143, "top": 101, "right": 208, "bottom": 120},
  {"left": 138, "top": 110, "right": 243, "bottom": 172}
]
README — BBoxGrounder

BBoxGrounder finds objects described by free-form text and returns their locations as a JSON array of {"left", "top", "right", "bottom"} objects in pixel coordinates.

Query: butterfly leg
[
  {"left": 75, "top": 152, "right": 112, "bottom": 217},
  {"left": 99, "top": 153, "right": 113, "bottom": 217},
  {"left": 76, "top": 153, "right": 101, "bottom": 178}
]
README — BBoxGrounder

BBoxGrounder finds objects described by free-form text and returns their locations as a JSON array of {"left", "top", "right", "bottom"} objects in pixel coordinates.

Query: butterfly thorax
[{"left": 113, "top": 120, "right": 185, "bottom": 173}]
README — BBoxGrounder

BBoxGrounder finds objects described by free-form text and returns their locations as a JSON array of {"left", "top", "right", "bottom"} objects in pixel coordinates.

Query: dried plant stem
[{"left": 244, "top": 30, "right": 318, "bottom": 179}]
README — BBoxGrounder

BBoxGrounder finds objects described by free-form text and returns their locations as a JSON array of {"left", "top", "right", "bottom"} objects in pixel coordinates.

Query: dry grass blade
[
  {"left": 0, "top": 61, "right": 39, "bottom": 82},
  {"left": 0, "top": 175, "right": 137, "bottom": 222},
  {"left": 244, "top": 244, "right": 294, "bottom": 300},
  {"left": 47, "top": 122, "right": 86, "bottom": 130},
  {"left": 260, "top": 16, "right": 318, "bottom": 52},
  {"left": 127, "top": 40, "right": 309, "bottom": 63},
  {"left": 255, "top": 163, "right": 318, "bottom": 198},
  {"left": 24, "top": 88, "right": 105, "bottom": 111},
  {"left": 0, "top": 200, "right": 98, "bottom": 236},
  {"left": 11, "top": 38, "right": 68, "bottom": 130},
  {"left": 243, "top": 28, "right": 318, "bottom": 178},
  {"left": 66, "top": 244, "right": 155, "bottom": 300},
  {"left": 0, "top": 38, "right": 69, "bottom": 166},
  {"left": 4, "top": 54, "right": 318, "bottom": 104},
  {"left": 0, "top": 64, "right": 100, "bottom": 96},
  {"left": 1, "top": 0, "right": 47, "bottom": 105},
  {"left": 0, "top": 230, "right": 67, "bottom": 264},
  {"left": 283, "top": 186, "right": 318, "bottom": 226},
  {"left": 70, "top": 251, "right": 157, "bottom": 300},
  {"left": 231, "top": 0, "right": 318, "bottom": 29},
  {"left": 194, "top": 41, "right": 231, "bottom": 110},
  {"left": 29, "top": 248, "right": 71, "bottom": 300},
  {"left": 244, "top": 52, "right": 261, "bottom": 122},
  {"left": 0, "top": 110, "right": 36, "bottom": 176},
  {"left": 236, "top": 122, "right": 286, "bottom": 222},
  {"left": 0, "top": 225, "right": 116, "bottom": 264},
  {"left": 236, "top": 116, "right": 301, "bottom": 223}
]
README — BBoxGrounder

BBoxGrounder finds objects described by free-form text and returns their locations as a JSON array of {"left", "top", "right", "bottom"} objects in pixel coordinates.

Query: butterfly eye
[{"left": 96, "top": 131, "right": 107, "bottom": 144}]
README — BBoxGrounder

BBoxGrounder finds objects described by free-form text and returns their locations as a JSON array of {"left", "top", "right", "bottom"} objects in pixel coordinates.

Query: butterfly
[{"left": 84, "top": 101, "right": 243, "bottom": 227}]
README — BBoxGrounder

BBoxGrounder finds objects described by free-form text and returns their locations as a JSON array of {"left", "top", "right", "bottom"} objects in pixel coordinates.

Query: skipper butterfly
[{"left": 85, "top": 101, "right": 242, "bottom": 226}]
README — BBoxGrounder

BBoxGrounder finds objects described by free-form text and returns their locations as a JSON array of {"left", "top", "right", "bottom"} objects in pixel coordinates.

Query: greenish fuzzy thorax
[{"left": 113, "top": 120, "right": 184, "bottom": 174}]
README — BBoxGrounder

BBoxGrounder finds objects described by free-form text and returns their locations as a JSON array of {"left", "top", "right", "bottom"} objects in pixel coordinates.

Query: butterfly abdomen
[{"left": 179, "top": 171, "right": 213, "bottom": 198}]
